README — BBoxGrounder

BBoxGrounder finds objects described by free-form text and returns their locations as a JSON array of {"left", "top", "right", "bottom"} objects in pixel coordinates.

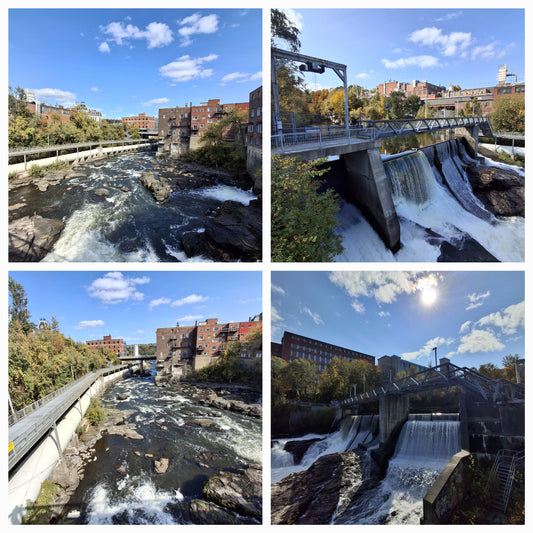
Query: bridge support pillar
[
  {"left": 341, "top": 148, "right": 401, "bottom": 252},
  {"left": 379, "top": 395, "right": 409, "bottom": 444},
  {"left": 456, "top": 126, "right": 479, "bottom": 155}
]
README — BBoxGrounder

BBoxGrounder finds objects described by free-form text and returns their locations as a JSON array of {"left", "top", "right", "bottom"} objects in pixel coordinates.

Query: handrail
[{"left": 8, "top": 139, "right": 153, "bottom": 157}]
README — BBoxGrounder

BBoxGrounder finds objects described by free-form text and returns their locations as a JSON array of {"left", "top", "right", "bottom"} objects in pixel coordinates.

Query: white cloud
[
  {"left": 250, "top": 71, "right": 263, "bottom": 81},
  {"left": 33, "top": 88, "right": 76, "bottom": 106},
  {"left": 100, "top": 21, "right": 173, "bottom": 50},
  {"left": 459, "top": 320, "right": 471, "bottom": 334},
  {"left": 272, "top": 305, "right": 283, "bottom": 323},
  {"left": 91, "top": 87, "right": 100, "bottom": 92},
  {"left": 171, "top": 294, "right": 209, "bottom": 307},
  {"left": 402, "top": 336, "right": 454, "bottom": 361},
  {"left": 456, "top": 328, "right": 505, "bottom": 354},
  {"left": 466, "top": 290, "right": 491, "bottom": 311},
  {"left": 352, "top": 301, "right": 365, "bottom": 314},
  {"left": 302, "top": 306, "right": 324, "bottom": 326},
  {"left": 382, "top": 55, "right": 440, "bottom": 69},
  {"left": 149, "top": 297, "right": 171, "bottom": 311},
  {"left": 378, "top": 311, "right": 391, "bottom": 318},
  {"left": 434, "top": 11, "right": 463, "bottom": 22},
  {"left": 160, "top": 54, "right": 218, "bottom": 83},
  {"left": 178, "top": 13, "right": 219, "bottom": 46},
  {"left": 475, "top": 301, "right": 524, "bottom": 335},
  {"left": 75, "top": 320, "right": 104, "bottom": 329},
  {"left": 220, "top": 71, "right": 262, "bottom": 86},
  {"left": 328, "top": 272, "right": 442, "bottom": 311},
  {"left": 142, "top": 97, "right": 171, "bottom": 106},
  {"left": 87, "top": 272, "right": 148, "bottom": 305},
  {"left": 356, "top": 72, "right": 371, "bottom": 79},
  {"left": 408, "top": 26, "right": 472, "bottom": 57},
  {"left": 272, "top": 284, "right": 285, "bottom": 296},
  {"left": 98, "top": 41, "right": 110, "bottom": 53}
]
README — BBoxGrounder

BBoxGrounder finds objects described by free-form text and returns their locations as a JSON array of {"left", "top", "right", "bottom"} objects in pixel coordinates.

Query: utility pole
[{"left": 433, "top": 346, "right": 438, "bottom": 367}]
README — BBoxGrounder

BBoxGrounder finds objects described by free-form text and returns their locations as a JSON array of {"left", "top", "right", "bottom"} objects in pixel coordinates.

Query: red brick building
[
  {"left": 156, "top": 316, "right": 262, "bottom": 375},
  {"left": 122, "top": 112, "right": 156, "bottom": 130},
  {"left": 86, "top": 335, "right": 126, "bottom": 356},
  {"left": 246, "top": 86, "right": 262, "bottom": 148},
  {"left": 272, "top": 331, "right": 375, "bottom": 372}
]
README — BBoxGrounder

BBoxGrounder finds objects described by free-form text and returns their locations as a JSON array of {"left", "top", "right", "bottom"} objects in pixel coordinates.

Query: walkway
[{"left": 8, "top": 365, "right": 130, "bottom": 471}]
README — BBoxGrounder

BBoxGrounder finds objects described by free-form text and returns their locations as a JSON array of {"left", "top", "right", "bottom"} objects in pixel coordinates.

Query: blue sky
[
  {"left": 272, "top": 270, "right": 524, "bottom": 370},
  {"left": 9, "top": 270, "right": 262, "bottom": 345},
  {"left": 8, "top": 8, "right": 262, "bottom": 119},
  {"left": 276, "top": 8, "right": 525, "bottom": 92}
]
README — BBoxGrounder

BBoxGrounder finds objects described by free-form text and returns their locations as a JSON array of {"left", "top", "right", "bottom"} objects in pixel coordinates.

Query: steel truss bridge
[{"left": 340, "top": 362, "right": 524, "bottom": 408}]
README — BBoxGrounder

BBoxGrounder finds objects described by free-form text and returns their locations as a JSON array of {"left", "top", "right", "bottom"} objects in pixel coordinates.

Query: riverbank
[{"left": 8, "top": 151, "right": 262, "bottom": 262}]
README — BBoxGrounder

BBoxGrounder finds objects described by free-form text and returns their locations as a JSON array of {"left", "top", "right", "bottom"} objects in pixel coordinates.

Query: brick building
[
  {"left": 158, "top": 98, "right": 249, "bottom": 153},
  {"left": 86, "top": 335, "right": 126, "bottom": 356},
  {"left": 156, "top": 316, "right": 262, "bottom": 376},
  {"left": 247, "top": 86, "right": 262, "bottom": 148},
  {"left": 272, "top": 331, "right": 375, "bottom": 372},
  {"left": 376, "top": 80, "right": 445, "bottom": 99},
  {"left": 122, "top": 112, "right": 156, "bottom": 130}
]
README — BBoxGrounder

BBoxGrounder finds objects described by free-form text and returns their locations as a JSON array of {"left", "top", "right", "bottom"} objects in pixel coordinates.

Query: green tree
[
  {"left": 8, "top": 276, "right": 33, "bottom": 333},
  {"left": 490, "top": 95, "right": 525, "bottom": 133},
  {"left": 271, "top": 155, "right": 343, "bottom": 261},
  {"left": 271, "top": 8, "right": 301, "bottom": 51}
]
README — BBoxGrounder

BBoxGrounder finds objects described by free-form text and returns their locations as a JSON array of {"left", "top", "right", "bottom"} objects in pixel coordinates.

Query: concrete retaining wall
[
  {"left": 8, "top": 366, "right": 138, "bottom": 524},
  {"left": 421, "top": 449, "right": 471, "bottom": 524},
  {"left": 9, "top": 143, "right": 153, "bottom": 175}
]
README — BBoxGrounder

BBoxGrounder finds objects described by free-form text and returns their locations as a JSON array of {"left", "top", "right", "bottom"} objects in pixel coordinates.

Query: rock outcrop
[
  {"left": 181, "top": 199, "right": 262, "bottom": 262},
  {"left": 8, "top": 215, "right": 64, "bottom": 262},
  {"left": 467, "top": 165, "right": 525, "bottom": 217},
  {"left": 138, "top": 172, "right": 171, "bottom": 202}
]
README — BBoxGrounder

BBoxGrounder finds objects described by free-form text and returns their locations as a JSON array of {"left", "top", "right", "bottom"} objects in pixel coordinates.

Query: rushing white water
[
  {"left": 271, "top": 415, "right": 378, "bottom": 483},
  {"left": 334, "top": 141, "right": 524, "bottom": 262},
  {"left": 335, "top": 415, "right": 461, "bottom": 525}
]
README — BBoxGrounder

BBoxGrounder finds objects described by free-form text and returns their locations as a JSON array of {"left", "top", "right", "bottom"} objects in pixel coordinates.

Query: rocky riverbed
[
  {"left": 45, "top": 376, "right": 262, "bottom": 525},
  {"left": 8, "top": 151, "right": 262, "bottom": 262}
]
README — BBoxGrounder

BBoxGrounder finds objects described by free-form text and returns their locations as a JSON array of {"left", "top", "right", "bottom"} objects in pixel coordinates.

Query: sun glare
[{"left": 420, "top": 286, "right": 438, "bottom": 306}]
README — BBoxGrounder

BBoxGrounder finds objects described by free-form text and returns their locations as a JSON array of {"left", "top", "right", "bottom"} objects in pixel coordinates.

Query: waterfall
[
  {"left": 271, "top": 415, "right": 378, "bottom": 484},
  {"left": 335, "top": 415, "right": 461, "bottom": 524},
  {"left": 433, "top": 140, "right": 493, "bottom": 221},
  {"left": 384, "top": 151, "right": 435, "bottom": 206}
]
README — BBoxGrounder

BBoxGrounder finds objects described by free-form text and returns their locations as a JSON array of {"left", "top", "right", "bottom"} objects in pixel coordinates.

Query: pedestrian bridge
[
  {"left": 338, "top": 362, "right": 524, "bottom": 444},
  {"left": 271, "top": 116, "right": 494, "bottom": 159}
]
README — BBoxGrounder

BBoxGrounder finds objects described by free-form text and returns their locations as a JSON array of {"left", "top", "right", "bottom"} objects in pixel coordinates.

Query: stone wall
[{"left": 421, "top": 449, "right": 471, "bottom": 524}]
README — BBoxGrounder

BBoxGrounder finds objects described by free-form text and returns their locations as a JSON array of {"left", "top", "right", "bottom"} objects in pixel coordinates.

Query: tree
[
  {"left": 271, "top": 8, "right": 301, "bottom": 51},
  {"left": 271, "top": 155, "right": 343, "bottom": 261},
  {"left": 490, "top": 95, "right": 525, "bottom": 133},
  {"left": 8, "top": 276, "right": 33, "bottom": 333}
]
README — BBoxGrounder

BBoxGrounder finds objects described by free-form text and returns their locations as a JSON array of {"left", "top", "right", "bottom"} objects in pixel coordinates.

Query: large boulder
[
  {"left": 181, "top": 199, "right": 262, "bottom": 262},
  {"left": 202, "top": 464, "right": 262, "bottom": 521},
  {"left": 138, "top": 172, "right": 171, "bottom": 202},
  {"left": 8, "top": 215, "right": 64, "bottom": 261},
  {"left": 467, "top": 165, "right": 525, "bottom": 217}
]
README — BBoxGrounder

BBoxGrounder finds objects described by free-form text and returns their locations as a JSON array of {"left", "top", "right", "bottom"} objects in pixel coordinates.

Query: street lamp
[{"left": 433, "top": 346, "right": 438, "bottom": 367}]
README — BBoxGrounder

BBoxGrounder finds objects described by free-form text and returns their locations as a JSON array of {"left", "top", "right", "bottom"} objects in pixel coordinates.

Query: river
[
  {"left": 9, "top": 151, "right": 256, "bottom": 262},
  {"left": 66, "top": 369, "right": 262, "bottom": 524}
]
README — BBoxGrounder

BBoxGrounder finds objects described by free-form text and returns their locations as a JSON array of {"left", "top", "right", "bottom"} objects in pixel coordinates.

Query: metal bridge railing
[{"left": 272, "top": 116, "right": 493, "bottom": 151}]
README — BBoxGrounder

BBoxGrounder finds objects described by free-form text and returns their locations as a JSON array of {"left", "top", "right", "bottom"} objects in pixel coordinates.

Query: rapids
[{"left": 9, "top": 151, "right": 256, "bottom": 262}]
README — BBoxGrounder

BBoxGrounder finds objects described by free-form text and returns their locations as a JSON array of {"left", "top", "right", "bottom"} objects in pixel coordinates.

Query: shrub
[
  {"left": 271, "top": 155, "right": 343, "bottom": 261},
  {"left": 85, "top": 397, "right": 106, "bottom": 425}
]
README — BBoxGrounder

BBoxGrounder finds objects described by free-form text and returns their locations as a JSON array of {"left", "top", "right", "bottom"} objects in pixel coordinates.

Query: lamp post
[{"left": 433, "top": 346, "right": 438, "bottom": 367}]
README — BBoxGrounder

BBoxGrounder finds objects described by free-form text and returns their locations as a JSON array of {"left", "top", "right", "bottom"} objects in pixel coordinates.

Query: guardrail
[
  {"left": 272, "top": 116, "right": 493, "bottom": 150},
  {"left": 8, "top": 364, "right": 132, "bottom": 471}
]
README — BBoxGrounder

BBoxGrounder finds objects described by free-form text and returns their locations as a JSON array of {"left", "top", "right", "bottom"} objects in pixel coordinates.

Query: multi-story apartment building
[
  {"left": 247, "top": 86, "right": 262, "bottom": 148},
  {"left": 158, "top": 98, "right": 249, "bottom": 153},
  {"left": 376, "top": 80, "right": 445, "bottom": 99},
  {"left": 156, "top": 316, "right": 262, "bottom": 376},
  {"left": 272, "top": 331, "right": 375, "bottom": 372},
  {"left": 86, "top": 334, "right": 126, "bottom": 356},
  {"left": 122, "top": 112, "right": 157, "bottom": 131}
]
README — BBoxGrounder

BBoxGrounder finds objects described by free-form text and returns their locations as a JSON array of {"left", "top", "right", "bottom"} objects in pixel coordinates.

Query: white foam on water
[{"left": 196, "top": 185, "right": 256, "bottom": 205}]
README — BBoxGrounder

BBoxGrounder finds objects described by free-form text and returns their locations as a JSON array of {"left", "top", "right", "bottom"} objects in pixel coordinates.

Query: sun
[{"left": 420, "top": 286, "right": 438, "bottom": 307}]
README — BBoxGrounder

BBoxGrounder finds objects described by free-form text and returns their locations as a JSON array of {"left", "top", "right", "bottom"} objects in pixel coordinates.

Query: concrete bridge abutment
[
  {"left": 341, "top": 147, "right": 401, "bottom": 252},
  {"left": 379, "top": 394, "right": 409, "bottom": 444}
]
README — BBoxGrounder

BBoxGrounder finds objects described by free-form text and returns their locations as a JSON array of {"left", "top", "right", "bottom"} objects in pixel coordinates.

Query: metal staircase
[{"left": 491, "top": 449, "right": 524, "bottom": 513}]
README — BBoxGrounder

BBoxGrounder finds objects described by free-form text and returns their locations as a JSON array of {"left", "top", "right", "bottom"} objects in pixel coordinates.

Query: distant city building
[
  {"left": 272, "top": 331, "right": 375, "bottom": 372},
  {"left": 122, "top": 112, "right": 157, "bottom": 131},
  {"left": 156, "top": 316, "right": 262, "bottom": 376},
  {"left": 86, "top": 335, "right": 126, "bottom": 356},
  {"left": 158, "top": 98, "right": 249, "bottom": 153},
  {"left": 75, "top": 102, "right": 102, "bottom": 122},
  {"left": 377, "top": 355, "right": 427, "bottom": 382},
  {"left": 247, "top": 86, "right": 262, "bottom": 148}
]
